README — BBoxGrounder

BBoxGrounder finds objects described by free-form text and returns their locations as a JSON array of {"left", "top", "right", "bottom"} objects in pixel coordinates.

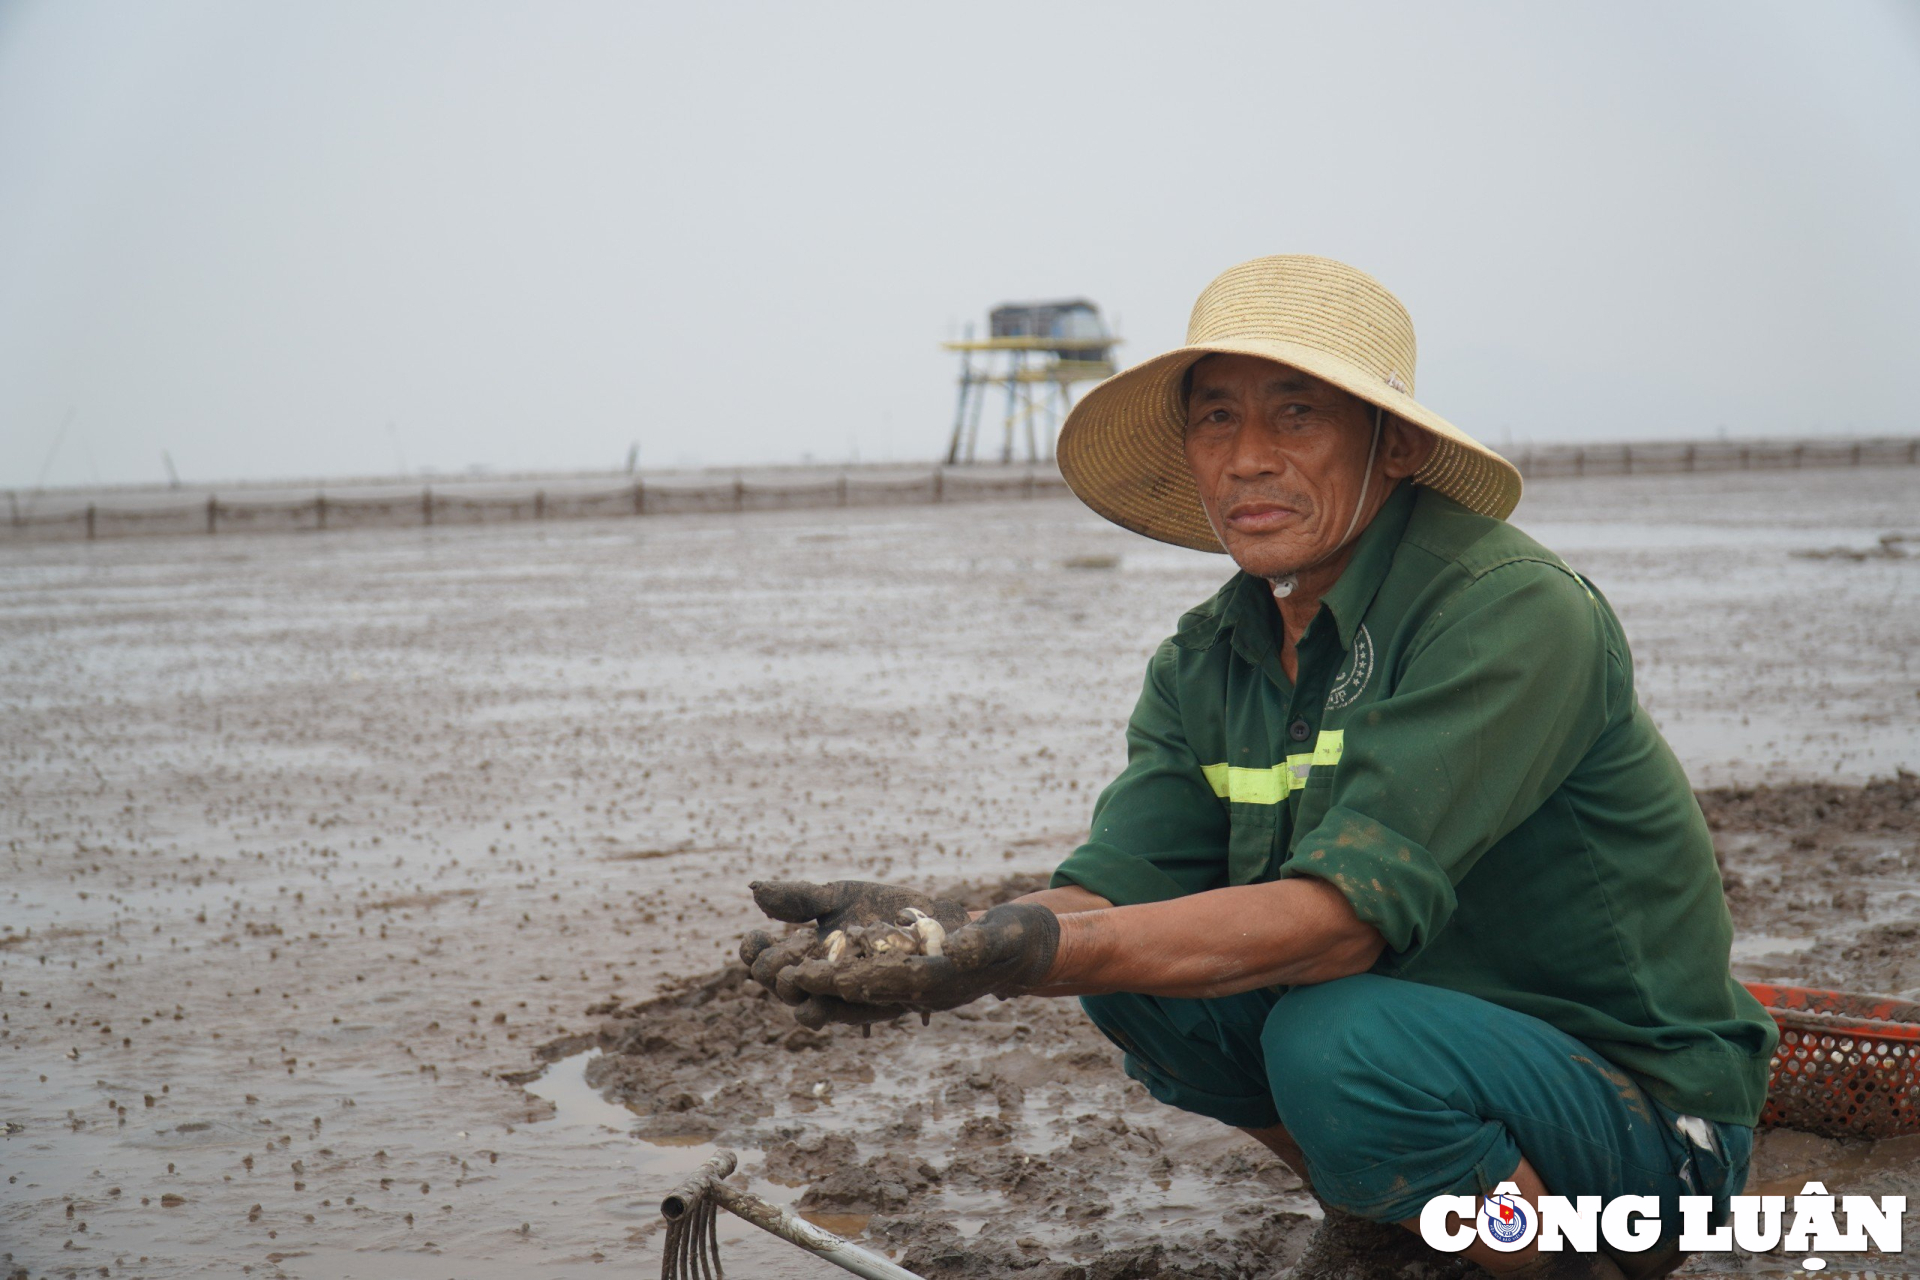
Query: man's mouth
[{"left": 1221, "top": 501, "right": 1302, "bottom": 534}]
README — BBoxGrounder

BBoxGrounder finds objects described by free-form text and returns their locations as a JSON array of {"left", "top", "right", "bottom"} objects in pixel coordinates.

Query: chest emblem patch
[{"left": 1323, "top": 624, "right": 1375, "bottom": 711}]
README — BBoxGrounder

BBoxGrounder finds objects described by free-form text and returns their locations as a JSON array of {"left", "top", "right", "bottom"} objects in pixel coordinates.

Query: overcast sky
[{"left": 3, "top": 1, "right": 1917, "bottom": 489}]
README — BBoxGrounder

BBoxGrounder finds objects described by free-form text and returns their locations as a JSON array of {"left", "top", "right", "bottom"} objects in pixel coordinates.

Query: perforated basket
[{"left": 1746, "top": 982, "right": 1920, "bottom": 1140}]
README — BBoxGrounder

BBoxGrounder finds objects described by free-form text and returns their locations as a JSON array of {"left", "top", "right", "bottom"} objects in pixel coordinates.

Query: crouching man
[{"left": 741, "top": 257, "right": 1776, "bottom": 1279}]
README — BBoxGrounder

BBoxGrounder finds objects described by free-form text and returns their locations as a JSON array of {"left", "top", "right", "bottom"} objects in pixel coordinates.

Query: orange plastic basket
[{"left": 1745, "top": 982, "right": 1920, "bottom": 1140}]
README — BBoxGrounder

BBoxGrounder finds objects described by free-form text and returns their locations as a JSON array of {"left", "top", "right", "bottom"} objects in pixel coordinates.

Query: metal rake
[{"left": 660, "top": 1149, "right": 926, "bottom": 1280}]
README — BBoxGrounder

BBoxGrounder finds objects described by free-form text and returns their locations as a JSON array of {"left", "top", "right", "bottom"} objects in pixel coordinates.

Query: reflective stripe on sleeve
[{"left": 1201, "top": 730, "right": 1345, "bottom": 805}]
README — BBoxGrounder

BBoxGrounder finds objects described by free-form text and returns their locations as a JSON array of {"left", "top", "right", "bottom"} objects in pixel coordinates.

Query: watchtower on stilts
[{"left": 943, "top": 299, "right": 1119, "bottom": 465}]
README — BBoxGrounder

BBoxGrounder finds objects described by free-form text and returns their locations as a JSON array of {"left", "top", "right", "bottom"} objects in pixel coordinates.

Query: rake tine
[
  {"left": 660, "top": 1214, "right": 681, "bottom": 1280},
  {"left": 659, "top": 1147, "right": 927, "bottom": 1279},
  {"left": 697, "top": 1193, "right": 723, "bottom": 1280},
  {"left": 661, "top": 1151, "right": 737, "bottom": 1280},
  {"left": 680, "top": 1215, "right": 697, "bottom": 1280}
]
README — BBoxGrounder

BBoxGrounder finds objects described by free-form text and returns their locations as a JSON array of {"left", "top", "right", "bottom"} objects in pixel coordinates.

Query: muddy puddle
[{"left": 3, "top": 466, "right": 1917, "bottom": 1277}]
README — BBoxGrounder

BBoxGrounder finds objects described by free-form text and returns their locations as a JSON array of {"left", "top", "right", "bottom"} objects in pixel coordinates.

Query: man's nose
[{"left": 1224, "top": 422, "right": 1281, "bottom": 481}]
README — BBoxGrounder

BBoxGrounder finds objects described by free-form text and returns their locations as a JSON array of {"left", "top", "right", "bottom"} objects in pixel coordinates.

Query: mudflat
[{"left": 2, "top": 466, "right": 1915, "bottom": 1278}]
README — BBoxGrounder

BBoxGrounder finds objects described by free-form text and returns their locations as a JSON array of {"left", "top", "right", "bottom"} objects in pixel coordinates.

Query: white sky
[{"left": 3, "top": 1, "right": 1917, "bottom": 488}]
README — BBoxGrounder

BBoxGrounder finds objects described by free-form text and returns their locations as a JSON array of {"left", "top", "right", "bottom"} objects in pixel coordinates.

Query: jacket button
[{"left": 1288, "top": 718, "right": 1311, "bottom": 742}]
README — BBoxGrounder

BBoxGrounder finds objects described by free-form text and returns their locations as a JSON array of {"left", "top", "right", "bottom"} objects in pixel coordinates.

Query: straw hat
[{"left": 1056, "top": 255, "right": 1522, "bottom": 552}]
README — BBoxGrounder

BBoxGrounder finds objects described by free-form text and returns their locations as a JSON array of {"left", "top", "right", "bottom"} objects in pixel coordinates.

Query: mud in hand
[
  {"left": 739, "top": 879, "right": 971, "bottom": 1028},
  {"left": 787, "top": 902, "right": 1062, "bottom": 1015}
]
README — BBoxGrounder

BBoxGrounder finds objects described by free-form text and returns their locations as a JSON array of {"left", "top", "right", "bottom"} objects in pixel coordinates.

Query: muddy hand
[
  {"left": 738, "top": 927, "right": 802, "bottom": 999},
  {"left": 790, "top": 902, "right": 1061, "bottom": 1013},
  {"left": 741, "top": 879, "right": 969, "bottom": 1005},
  {"left": 739, "top": 928, "right": 815, "bottom": 1005},
  {"left": 790, "top": 993, "right": 917, "bottom": 1031}
]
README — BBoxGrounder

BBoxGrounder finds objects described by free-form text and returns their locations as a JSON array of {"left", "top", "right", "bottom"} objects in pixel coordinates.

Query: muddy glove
[
  {"left": 738, "top": 880, "right": 970, "bottom": 1027},
  {"left": 786, "top": 902, "right": 1061, "bottom": 1014}
]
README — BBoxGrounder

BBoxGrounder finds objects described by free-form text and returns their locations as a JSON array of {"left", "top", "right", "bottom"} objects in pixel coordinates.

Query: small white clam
[
  {"left": 901, "top": 908, "right": 945, "bottom": 957},
  {"left": 823, "top": 929, "right": 848, "bottom": 964}
]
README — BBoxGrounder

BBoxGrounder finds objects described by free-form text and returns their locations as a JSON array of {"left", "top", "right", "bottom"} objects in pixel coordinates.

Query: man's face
[{"left": 1182, "top": 353, "right": 1382, "bottom": 580}]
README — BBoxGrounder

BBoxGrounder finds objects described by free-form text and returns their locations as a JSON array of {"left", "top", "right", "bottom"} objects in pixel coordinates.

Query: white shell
[
  {"left": 898, "top": 908, "right": 944, "bottom": 957},
  {"left": 823, "top": 930, "right": 848, "bottom": 964}
]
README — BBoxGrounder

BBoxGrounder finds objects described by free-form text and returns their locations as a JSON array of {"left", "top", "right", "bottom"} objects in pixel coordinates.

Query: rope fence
[{"left": 5, "top": 437, "right": 1915, "bottom": 545}]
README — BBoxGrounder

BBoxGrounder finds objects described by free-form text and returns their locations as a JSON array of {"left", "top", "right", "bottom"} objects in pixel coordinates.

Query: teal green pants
[{"left": 1081, "top": 975, "right": 1751, "bottom": 1230}]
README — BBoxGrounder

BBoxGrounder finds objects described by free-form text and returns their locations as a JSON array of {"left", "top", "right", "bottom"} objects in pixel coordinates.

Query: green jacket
[{"left": 1052, "top": 481, "right": 1777, "bottom": 1125}]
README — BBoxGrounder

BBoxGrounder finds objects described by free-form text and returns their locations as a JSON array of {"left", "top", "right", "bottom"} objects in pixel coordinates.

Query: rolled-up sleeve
[
  {"left": 1280, "top": 561, "right": 1613, "bottom": 961},
  {"left": 1051, "top": 640, "right": 1229, "bottom": 906}
]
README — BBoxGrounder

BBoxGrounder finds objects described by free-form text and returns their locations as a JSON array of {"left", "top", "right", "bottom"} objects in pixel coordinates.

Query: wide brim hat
[{"left": 1057, "top": 255, "right": 1522, "bottom": 553}]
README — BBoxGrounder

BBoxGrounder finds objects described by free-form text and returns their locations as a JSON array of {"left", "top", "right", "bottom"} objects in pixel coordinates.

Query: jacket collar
[{"left": 1317, "top": 478, "right": 1417, "bottom": 651}]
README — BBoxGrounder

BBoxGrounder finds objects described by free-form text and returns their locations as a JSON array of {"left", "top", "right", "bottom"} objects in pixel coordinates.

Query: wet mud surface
[
  {"left": 2, "top": 467, "right": 1916, "bottom": 1278},
  {"left": 574, "top": 872, "right": 1324, "bottom": 1279},
  {"left": 573, "top": 775, "right": 1920, "bottom": 1280},
  {"left": 585, "top": 942, "right": 1329, "bottom": 1278}
]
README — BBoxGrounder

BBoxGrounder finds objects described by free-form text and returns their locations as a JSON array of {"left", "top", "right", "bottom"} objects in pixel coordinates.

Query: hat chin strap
[{"left": 1270, "top": 406, "right": 1383, "bottom": 601}]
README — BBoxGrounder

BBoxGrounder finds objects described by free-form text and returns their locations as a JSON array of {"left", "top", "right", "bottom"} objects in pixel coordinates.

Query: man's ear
[{"left": 1379, "top": 415, "right": 1435, "bottom": 480}]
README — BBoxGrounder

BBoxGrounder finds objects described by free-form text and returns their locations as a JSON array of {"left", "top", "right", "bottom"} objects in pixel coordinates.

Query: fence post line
[{"left": 34, "top": 437, "right": 1916, "bottom": 547}]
